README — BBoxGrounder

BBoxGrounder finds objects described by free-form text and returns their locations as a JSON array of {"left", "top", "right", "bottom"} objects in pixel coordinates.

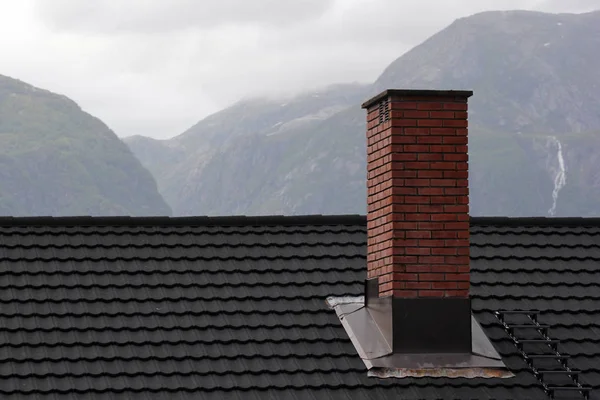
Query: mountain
[
  {"left": 0, "top": 75, "right": 171, "bottom": 216},
  {"left": 124, "top": 83, "right": 369, "bottom": 215},
  {"left": 127, "top": 9, "right": 600, "bottom": 217}
]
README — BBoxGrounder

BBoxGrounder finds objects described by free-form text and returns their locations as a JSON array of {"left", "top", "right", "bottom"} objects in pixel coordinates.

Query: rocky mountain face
[
  {"left": 126, "top": 9, "right": 600, "bottom": 217},
  {"left": 0, "top": 75, "right": 171, "bottom": 216},
  {"left": 125, "top": 83, "right": 369, "bottom": 215}
]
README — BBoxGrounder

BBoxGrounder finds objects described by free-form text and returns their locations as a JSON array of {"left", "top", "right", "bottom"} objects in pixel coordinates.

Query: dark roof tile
[{"left": 0, "top": 215, "right": 598, "bottom": 399}]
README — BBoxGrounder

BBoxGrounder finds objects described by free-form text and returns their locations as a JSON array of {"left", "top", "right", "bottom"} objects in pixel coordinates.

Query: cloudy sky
[{"left": 0, "top": 0, "right": 597, "bottom": 139}]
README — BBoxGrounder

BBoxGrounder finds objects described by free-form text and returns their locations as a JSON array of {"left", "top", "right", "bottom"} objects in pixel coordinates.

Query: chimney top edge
[{"left": 361, "top": 89, "right": 474, "bottom": 110}]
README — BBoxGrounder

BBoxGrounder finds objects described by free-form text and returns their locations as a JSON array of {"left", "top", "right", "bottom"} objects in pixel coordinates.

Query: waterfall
[{"left": 547, "top": 136, "right": 567, "bottom": 216}]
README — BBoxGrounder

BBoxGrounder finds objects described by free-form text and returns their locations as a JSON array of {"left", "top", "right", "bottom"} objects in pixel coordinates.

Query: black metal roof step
[
  {"left": 518, "top": 339, "right": 560, "bottom": 344},
  {"left": 527, "top": 354, "right": 570, "bottom": 360},
  {"left": 496, "top": 310, "right": 540, "bottom": 315},
  {"left": 537, "top": 370, "right": 581, "bottom": 375},
  {"left": 546, "top": 385, "right": 592, "bottom": 393},
  {"left": 506, "top": 324, "right": 550, "bottom": 329}
]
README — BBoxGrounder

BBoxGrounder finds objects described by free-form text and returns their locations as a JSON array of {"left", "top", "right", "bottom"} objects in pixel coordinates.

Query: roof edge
[
  {"left": 0, "top": 214, "right": 366, "bottom": 227},
  {"left": 470, "top": 216, "right": 600, "bottom": 227},
  {"left": 0, "top": 215, "right": 599, "bottom": 227}
]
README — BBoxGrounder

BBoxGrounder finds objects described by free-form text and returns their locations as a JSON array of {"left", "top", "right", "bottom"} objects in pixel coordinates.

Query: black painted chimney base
[{"left": 365, "top": 278, "right": 472, "bottom": 354}]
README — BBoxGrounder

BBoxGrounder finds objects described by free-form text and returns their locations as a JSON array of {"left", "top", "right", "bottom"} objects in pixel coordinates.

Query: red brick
[
  {"left": 444, "top": 153, "right": 468, "bottom": 162},
  {"left": 390, "top": 135, "right": 417, "bottom": 144},
  {"left": 445, "top": 239, "right": 469, "bottom": 247},
  {"left": 445, "top": 289, "right": 469, "bottom": 297},
  {"left": 404, "top": 196, "right": 431, "bottom": 204},
  {"left": 443, "top": 119, "right": 468, "bottom": 128},
  {"left": 404, "top": 128, "right": 431, "bottom": 135},
  {"left": 393, "top": 239, "right": 419, "bottom": 247},
  {"left": 432, "top": 231, "right": 458, "bottom": 239},
  {"left": 429, "top": 111, "right": 456, "bottom": 119},
  {"left": 391, "top": 281, "right": 405, "bottom": 289},
  {"left": 404, "top": 144, "right": 430, "bottom": 152},
  {"left": 431, "top": 145, "right": 458, "bottom": 153},
  {"left": 406, "top": 246, "right": 432, "bottom": 256},
  {"left": 417, "top": 136, "right": 444, "bottom": 144},
  {"left": 406, "top": 282, "right": 432, "bottom": 290},
  {"left": 430, "top": 265, "right": 459, "bottom": 273},
  {"left": 406, "top": 231, "right": 431, "bottom": 239},
  {"left": 431, "top": 179, "right": 457, "bottom": 187},
  {"left": 418, "top": 256, "right": 445, "bottom": 264},
  {"left": 417, "top": 119, "right": 444, "bottom": 127},
  {"left": 390, "top": 170, "right": 418, "bottom": 178},
  {"left": 431, "top": 247, "right": 457, "bottom": 255},
  {"left": 391, "top": 119, "right": 417, "bottom": 127},
  {"left": 418, "top": 187, "right": 445, "bottom": 196},
  {"left": 445, "top": 273, "right": 470, "bottom": 281},
  {"left": 430, "top": 214, "right": 458, "bottom": 222},
  {"left": 418, "top": 290, "right": 446, "bottom": 297},
  {"left": 392, "top": 290, "right": 419, "bottom": 298},
  {"left": 390, "top": 153, "right": 418, "bottom": 161},
  {"left": 403, "top": 110, "right": 430, "bottom": 118},
  {"left": 443, "top": 103, "right": 467, "bottom": 111},
  {"left": 418, "top": 239, "right": 445, "bottom": 247},
  {"left": 393, "top": 204, "right": 419, "bottom": 213},
  {"left": 444, "top": 205, "right": 469, "bottom": 213},
  {"left": 390, "top": 102, "right": 418, "bottom": 110},
  {"left": 432, "top": 281, "right": 458, "bottom": 289},
  {"left": 418, "top": 153, "right": 443, "bottom": 161},
  {"left": 444, "top": 222, "right": 469, "bottom": 230},
  {"left": 405, "top": 213, "right": 431, "bottom": 222},
  {"left": 405, "top": 264, "right": 432, "bottom": 273},
  {"left": 445, "top": 256, "right": 470, "bottom": 265},
  {"left": 392, "top": 187, "right": 418, "bottom": 195},
  {"left": 443, "top": 136, "right": 468, "bottom": 144},
  {"left": 418, "top": 170, "right": 443, "bottom": 178},
  {"left": 405, "top": 179, "right": 431, "bottom": 186},
  {"left": 431, "top": 196, "right": 458, "bottom": 204},
  {"left": 393, "top": 273, "right": 419, "bottom": 281},
  {"left": 405, "top": 161, "right": 431, "bottom": 169},
  {"left": 419, "top": 273, "right": 445, "bottom": 281},
  {"left": 418, "top": 205, "right": 445, "bottom": 213},
  {"left": 443, "top": 170, "right": 468, "bottom": 179},
  {"left": 430, "top": 127, "right": 458, "bottom": 135},
  {"left": 418, "top": 222, "right": 445, "bottom": 230},
  {"left": 430, "top": 162, "right": 456, "bottom": 170},
  {"left": 417, "top": 102, "right": 443, "bottom": 110}
]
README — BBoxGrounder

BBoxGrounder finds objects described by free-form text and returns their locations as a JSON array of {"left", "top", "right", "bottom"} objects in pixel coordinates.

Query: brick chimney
[{"left": 361, "top": 89, "right": 473, "bottom": 354}]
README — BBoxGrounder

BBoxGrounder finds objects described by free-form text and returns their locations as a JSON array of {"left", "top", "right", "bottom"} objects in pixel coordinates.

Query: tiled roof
[{"left": 0, "top": 215, "right": 598, "bottom": 399}]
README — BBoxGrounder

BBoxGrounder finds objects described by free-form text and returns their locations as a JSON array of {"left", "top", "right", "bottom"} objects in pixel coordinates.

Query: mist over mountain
[{"left": 126, "top": 9, "right": 600, "bottom": 218}]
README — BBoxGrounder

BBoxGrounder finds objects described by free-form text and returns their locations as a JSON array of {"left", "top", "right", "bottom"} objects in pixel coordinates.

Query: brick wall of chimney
[{"left": 363, "top": 90, "right": 472, "bottom": 298}]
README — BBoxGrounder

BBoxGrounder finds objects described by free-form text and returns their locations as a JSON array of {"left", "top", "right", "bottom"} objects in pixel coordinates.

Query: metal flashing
[{"left": 328, "top": 296, "right": 511, "bottom": 378}]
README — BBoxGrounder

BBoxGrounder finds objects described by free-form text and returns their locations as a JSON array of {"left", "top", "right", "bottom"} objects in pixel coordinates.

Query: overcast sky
[{"left": 0, "top": 0, "right": 597, "bottom": 139}]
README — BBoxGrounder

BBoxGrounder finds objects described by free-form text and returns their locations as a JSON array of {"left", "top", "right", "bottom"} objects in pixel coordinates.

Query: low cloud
[
  {"left": 32, "top": 0, "right": 336, "bottom": 33},
  {"left": 0, "top": 0, "right": 595, "bottom": 139}
]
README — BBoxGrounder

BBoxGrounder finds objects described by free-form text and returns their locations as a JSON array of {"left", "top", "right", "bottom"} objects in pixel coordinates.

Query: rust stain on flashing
[{"left": 368, "top": 367, "right": 515, "bottom": 379}]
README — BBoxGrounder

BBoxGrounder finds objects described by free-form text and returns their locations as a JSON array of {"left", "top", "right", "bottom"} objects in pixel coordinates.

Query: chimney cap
[{"left": 361, "top": 89, "right": 474, "bottom": 110}]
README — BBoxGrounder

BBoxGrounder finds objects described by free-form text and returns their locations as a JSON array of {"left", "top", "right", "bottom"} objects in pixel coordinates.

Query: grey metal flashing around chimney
[
  {"left": 361, "top": 89, "right": 474, "bottom": 109},
  {"left": 326, "top": 296, "right": 512, "bottom": 379}
]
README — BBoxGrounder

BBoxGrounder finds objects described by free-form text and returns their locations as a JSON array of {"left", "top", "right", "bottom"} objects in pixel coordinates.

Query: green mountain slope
[
  {"left": 0, "top": 75, "right": 171, "bottom": 216},
  {"left": 127, "top": 9, "right": 600, "bottom": 218}
]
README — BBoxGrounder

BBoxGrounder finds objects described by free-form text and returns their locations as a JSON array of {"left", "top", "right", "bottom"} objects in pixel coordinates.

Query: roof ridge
[
  {"left": 470, "top": 216, "right": 600, "bottom": 227},
  {"left": 0, "top": 215, "right": 366, "bottom": 227},
  {"left": 1, "top": 214, "right": 600, "bottom": 227}
]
